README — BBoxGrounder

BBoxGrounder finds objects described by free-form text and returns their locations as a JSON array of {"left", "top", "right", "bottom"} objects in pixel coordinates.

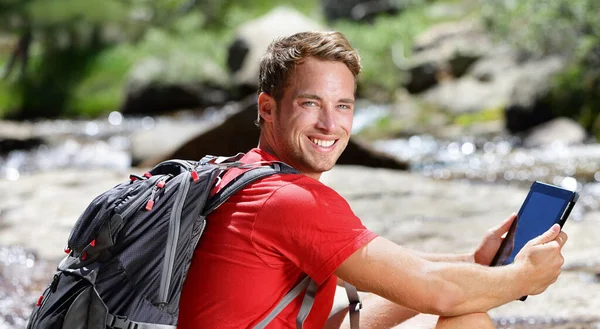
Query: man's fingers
[
  {"left": 556, "top": 231, "right": 568, "bottom": 248},
  {"left": 532, "top": 224, "right": 561, "bottom": 245},
  {"left": 494, "top": 213, "right": 517, "bottom": 237}
]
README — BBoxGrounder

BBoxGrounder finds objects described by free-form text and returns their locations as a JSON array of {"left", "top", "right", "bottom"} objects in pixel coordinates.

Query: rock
[
  {"left": 0, "top": 137, "right": 44, "bottom": 155},
  {"left": 420, "top": 48, "right": 520, "bottom": 114},
  {"left": 0, "top": 120, "right": 45, "bottom": 154},
  {"left": 403, "top": 20, "right": 493, "bottom": 93},
  {"left": 121, "top": 83, "right": 230, "bottom": 115},
  {"left": 129, "top": 118, "right": 212, "bottom": 166},
  {"left": 422, "top": 76, "right": 510, "bottom": 114},
  {"left": 404, "top": 57, "right": 440, "bottom": 94},
  {"left": 421, "top": 48, "right": 567, "bottom": 122},
  {"left": 338, "top": 138, "right": 408, "bottom": 170},
  {"left": 227, "top": 7, "right": 323, "bottom": 88},
  {"left": 505, "top": 56, "right": 566, "bottom": 133},
  {"left": 523, "top": 117, "right": 587, "bottom": 148},
  {"left": 321, "top": 0, "right": 400, "bottom": 23},
  {"left": 121, "top": 56, "right": 231, "bottom": 115},
  {"left": 152, "top": 97, "right": 408, "bottom": 170}
]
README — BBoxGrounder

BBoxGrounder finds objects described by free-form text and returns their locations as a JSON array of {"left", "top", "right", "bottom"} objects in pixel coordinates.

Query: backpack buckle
[
  {"left": 349, "top": 301, "right": 362, "bottom": 313},
  {"left": 108, "top": 314, "right": 137, "bottom": 329}
]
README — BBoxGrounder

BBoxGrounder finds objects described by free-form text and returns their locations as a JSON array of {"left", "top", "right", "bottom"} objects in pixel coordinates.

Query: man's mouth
[{"left": 310, "top": 138, "right": 336, "bottom": 148}]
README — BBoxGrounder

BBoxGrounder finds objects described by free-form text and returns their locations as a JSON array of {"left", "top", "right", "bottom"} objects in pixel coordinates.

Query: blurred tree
[{"left": 0, "top": 0, "right": 216, "bottom": 118}]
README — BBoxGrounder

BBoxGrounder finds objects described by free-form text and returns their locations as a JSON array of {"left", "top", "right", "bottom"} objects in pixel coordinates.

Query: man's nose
[{"left": 316, "top": 105, "right": 337, "bottom": 132}]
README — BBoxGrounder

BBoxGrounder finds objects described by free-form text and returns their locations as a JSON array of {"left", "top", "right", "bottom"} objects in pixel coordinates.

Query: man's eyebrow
[
  {"left": 296, "top": 94, "right": 355, "bottom": 104},
  {"left": 296, "top": 94, "right": 321, "bottom": 100}
]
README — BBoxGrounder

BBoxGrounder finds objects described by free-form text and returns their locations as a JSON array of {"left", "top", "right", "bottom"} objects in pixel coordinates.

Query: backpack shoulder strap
[
  {"left": 253, "top": 278, "right": 361, "bottom": 329},
  {"left": 202, "top": 162, "right": 298, "bottom": 216}
]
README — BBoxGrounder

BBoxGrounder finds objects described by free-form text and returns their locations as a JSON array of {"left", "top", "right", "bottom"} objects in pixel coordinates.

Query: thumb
[{"left": 531, "top": 224, "right": 561, "bottom": 245}]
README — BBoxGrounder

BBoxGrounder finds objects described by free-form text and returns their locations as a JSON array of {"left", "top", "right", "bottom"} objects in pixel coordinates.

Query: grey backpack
[{"left": 27, "top": 154, "right": 361, "bottom": 329}]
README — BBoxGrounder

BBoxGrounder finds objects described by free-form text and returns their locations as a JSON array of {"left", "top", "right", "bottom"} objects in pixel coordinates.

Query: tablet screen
[{"left": 496, "top": 191, "right": 569, "bottom": 265}]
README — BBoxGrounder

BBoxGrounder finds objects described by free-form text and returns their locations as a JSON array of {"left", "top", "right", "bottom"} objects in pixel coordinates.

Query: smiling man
[{"left": 178, "top": 31, "right": 568, "bottom": 329}]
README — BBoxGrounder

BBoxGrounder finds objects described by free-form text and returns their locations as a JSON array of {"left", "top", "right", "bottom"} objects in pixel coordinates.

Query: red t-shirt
[{"left": 178, "top": 148, "right": 377, "bottom": 328}]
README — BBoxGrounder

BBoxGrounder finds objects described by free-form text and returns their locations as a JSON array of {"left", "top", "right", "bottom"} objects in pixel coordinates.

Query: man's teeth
[{"left": 311, "top": 138, "right": 335, "bottom": 147}]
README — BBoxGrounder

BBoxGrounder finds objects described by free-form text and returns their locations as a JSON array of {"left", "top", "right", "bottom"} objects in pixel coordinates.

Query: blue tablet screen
[{"left": 498, "top": 192, "right": 569, "bottom": 265}]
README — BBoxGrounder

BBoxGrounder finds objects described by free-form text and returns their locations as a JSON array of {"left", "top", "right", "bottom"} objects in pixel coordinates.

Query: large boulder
[
  {"left": 226, "top": 7, "right": 323, "bottom": 88},
  {"left": 523, "top": 117, "right": 588, "bottom": 148},
  {"left": 121, "top": 56, "right": 231, "bottom": 115},
  {"left": 148, "top": 97, "right": 408, "bottom": 170}
]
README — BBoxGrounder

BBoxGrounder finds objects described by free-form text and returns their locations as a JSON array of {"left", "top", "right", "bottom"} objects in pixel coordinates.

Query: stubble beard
[{"left": 283, "top": 135, "right": 347, "bottom": 175}]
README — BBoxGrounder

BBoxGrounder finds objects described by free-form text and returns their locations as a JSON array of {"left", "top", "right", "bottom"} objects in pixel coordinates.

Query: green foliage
[
  {"left": 452, "top": 106, "right": 503, "bottom": 127},
  {"left": 481, "top": 0, "right": 600, "bottom": 134}
]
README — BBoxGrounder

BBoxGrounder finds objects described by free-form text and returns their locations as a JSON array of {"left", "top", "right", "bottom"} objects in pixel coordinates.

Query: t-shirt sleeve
[{"left": 251, "top": 178, "right": 378, "bottom": 285}]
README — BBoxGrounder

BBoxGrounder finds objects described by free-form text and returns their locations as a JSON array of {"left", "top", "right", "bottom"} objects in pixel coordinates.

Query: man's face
[{"left": 263, "top": 57, "right": 355, "bottom": 179}]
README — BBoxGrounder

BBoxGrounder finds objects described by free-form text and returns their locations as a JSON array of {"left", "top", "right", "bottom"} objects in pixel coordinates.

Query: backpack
[{"left": 26, "top": 154, "right": 362, "bottom": 329}]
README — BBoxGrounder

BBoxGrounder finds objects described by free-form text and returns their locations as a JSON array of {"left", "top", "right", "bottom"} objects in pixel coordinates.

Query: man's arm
[
  {"left": 408, "top": 250, "right": 473, "bottom": 263},
  {"left": 334, "top": 224, "right": 567, "bottom": 317}
]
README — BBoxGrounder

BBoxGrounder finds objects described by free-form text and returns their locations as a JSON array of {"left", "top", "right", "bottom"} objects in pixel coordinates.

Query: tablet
[{"left": 491, "top": 181, "right": 578, "bottom": 267}]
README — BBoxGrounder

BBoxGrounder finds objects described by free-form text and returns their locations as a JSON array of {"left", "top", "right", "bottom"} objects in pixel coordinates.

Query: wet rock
[
  {"left": 227, "top": 7, "right": 322, "bottom": 88},
  {"left": 321, "top": 0, "right": 400, "bottom": 23},
  {"left": 0, "top": 137, "right": 44, "bottom": 155},
  {"left": 128, "top": 106, "right": 242, "bottom": 166},
  {"left": 0, "top": 120, "right": 45, "bottom": 154},
  {"left": 523, "top": 117, "right": 587, "bottom": 148}
]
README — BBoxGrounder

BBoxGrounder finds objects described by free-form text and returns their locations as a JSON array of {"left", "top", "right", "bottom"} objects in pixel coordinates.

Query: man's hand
[
  {"left": 514, "top": 224, "right": 568, "bottom": 296},
  {"left": 473, "top": 213, "right": 517, "bottom": 265}
]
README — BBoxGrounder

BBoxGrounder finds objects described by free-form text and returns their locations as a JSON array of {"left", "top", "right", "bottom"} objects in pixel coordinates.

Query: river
[{"left": 1, "top": 102, "right": 600, "bottom": 328}]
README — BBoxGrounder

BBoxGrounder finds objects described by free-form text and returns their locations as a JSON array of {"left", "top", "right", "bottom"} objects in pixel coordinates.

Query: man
[{"left": 178, "top": 31, "right": 567, "bottom": 328}]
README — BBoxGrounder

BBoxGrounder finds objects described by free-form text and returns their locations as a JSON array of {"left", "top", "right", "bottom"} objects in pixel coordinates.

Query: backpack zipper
[
  {"left": 157, "top": 170, "right": 192, "bottom": 306},
  {"left": 120, "top": 187, "right": 154, "bottom": 219}
]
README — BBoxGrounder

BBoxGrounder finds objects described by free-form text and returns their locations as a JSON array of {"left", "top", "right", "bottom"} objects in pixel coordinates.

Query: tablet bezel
[{"left": 490, "top": 181, "right": 577, "bottom": 267}]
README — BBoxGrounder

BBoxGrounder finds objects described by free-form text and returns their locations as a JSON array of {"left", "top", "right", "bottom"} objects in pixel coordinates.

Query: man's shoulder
[{"left": 260, "top": 174, "right": 347, "bottom": 207}]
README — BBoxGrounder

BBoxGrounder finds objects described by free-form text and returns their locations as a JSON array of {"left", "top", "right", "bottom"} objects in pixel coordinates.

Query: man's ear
[{"left": 258, "top": 92, "right": 276, "bottom": 123}]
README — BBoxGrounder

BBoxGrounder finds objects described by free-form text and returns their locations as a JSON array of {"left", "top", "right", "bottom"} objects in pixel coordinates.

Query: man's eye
[
  {"left": 303, "top": 101, "right": 317, "bottom": 107},
  {"left": 338, "top": 104, "right": 352, "bottom": 110}
]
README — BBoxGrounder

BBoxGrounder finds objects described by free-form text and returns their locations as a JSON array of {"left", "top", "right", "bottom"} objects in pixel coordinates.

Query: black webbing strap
[
  {"left": 296, "top": 279, "right": 319, "bottom": 328},
  {"left": 106, "top": 314, "right": 176, "bottom": 329},
  {"left": 202, "top": 162, "right": 297, "bottom": 216},
  {"left": 254, "top": 278, "right": 361, "bottom": 329},
  {"left": 253, "top": 276, "right": 312, "bottom": 329},
  {"left": 344, "top": 282, "right": 362, "bottom": 329}
]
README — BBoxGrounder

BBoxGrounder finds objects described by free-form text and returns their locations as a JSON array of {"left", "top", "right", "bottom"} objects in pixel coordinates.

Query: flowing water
[{"left": 2, "top": 102, "right": 600, "bottom": 328}]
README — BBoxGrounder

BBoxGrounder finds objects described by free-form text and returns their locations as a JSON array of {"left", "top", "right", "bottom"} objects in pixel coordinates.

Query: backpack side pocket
[{"left": 27, "top": 272, "right": 107, "bottom": 329}]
